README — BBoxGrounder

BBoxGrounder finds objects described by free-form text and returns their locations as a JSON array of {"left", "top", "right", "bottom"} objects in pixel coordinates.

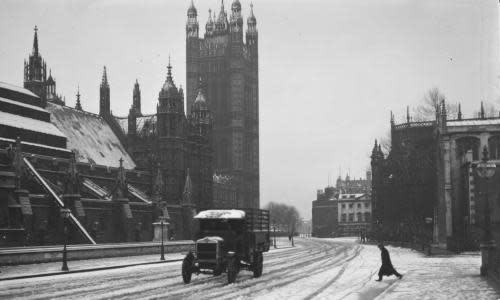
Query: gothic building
[
  {"left": 371, "top": 102, "right": 500, "bottom": 252},
  {"left": 118, "top": 63, "right": 214, "bottom": 213},
  {"left": 186, "top": 0, "right": 260, "bottom": 209}
]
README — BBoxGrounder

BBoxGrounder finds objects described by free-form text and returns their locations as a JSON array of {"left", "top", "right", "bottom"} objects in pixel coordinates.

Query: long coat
[{"left": 378, "top": 247, "right": 398, "bottom": 276}]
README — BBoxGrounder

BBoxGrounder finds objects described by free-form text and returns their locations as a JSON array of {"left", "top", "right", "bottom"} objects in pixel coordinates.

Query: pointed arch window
[{"left": 489, "top": 136, "right": 500, "bottom": 160}]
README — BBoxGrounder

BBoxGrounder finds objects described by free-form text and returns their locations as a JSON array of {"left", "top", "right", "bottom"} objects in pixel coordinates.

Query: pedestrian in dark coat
[{"left": 376, "top": 243, "right": 402, "bottom": 281}]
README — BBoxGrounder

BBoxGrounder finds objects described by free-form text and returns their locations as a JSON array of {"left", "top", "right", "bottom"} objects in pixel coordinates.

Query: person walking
[{"left": 376, "top": 243, "right": 403, "bottom": 281}]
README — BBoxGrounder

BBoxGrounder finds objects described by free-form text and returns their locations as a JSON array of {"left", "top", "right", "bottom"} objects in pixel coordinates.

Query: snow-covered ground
[{"left": 0, "top": 237, "right": 498, "bottom": 300}]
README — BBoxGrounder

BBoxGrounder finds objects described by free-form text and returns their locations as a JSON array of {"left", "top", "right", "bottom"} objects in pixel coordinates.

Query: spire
[
  {"left": 371, "top": 139, "right": 379, "bottom": 158},
  {"left": 133, "top": 79, "right": 141, "bottom": 115},
  {"left": 33, "top": 25, "right": 39, "bottom": 56},
  {"left": 167, "top": 56, "right": 172, "bottom": 79},
  {"left": 188, "top": 0, "right": 197, "bottom": 16},
  {"left": 182, "top": 168, "right": 193, "bottom": 206},
  {"left": 160, "top": 57, "right": 178, "bottom": 94},
  {"left": 406, "top": 106, "right": 410, "bottom": 123},
  {"left": 101, "top": 66, "right": 109, "bottom": 87},
  {"left": 75, "top": 86, "right": 82, "bottom": 110},
  {"left": 99, "top": 66, "right": 110, "bottom": 116},
  {"left": 457, "top": 103, "right": 462, "bottom": 120},
  {"left": 480, "top": 101, "right": 485, "bottom": 119}
]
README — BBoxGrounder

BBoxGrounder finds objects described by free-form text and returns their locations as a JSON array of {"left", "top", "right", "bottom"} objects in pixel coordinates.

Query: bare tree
[
  {"left": 412, "top": 87, "right": 458, "bottom": 121},
  {"left": 265, "top": 202, "right": 301, "bottom": 233}
]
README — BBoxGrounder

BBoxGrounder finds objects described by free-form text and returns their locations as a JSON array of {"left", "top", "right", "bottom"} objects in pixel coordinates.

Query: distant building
[
  {"left": 312, "top": 177, "right": 372, "bottom": 238},
  {"left": 337, "top": 193, "right": 371, "bottom": 237}
]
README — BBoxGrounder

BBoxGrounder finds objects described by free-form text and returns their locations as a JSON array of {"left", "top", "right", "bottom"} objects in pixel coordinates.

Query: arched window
[
  {"left": 357, "top": 212, "right": 362, "bottom": 222},
  {"left": 489, "top": 136, "right": 500, "bottom": 159},
  {"left": 456, "top": 137, "right": 480, "bottom": 161}
]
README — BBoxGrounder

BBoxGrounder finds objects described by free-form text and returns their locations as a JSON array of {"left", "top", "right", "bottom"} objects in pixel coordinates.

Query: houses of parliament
[{"left": 0, "top": 0, "right": 259, "bottom": 245}]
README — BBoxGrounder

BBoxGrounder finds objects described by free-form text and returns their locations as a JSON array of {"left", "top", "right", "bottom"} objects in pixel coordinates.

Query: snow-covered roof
[
  {"left": 338, "top": 193, "right": 366, "bottom": 200},
  {"left": 0, "top": 96, "right": 47, "bottom": 112},
  {"left": 0, "top": 81, "right": 38, "bottom": 98},
  {"left": 194, "top": 210, "right": 246, "bottom": 219},
  {"left": 115, "top": 114, "right": 157, "bottom": 137},
  {"left": 46, "top": 103, "right": 136, "bottom": 169},
  {"left": 0, "top": 110, "right": 65, "bottom": 137}
]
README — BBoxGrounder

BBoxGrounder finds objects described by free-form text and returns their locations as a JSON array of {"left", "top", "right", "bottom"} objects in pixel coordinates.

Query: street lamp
[
  {"left": 476, "top": 146, "right": 496, "bottom": 276},
  {"left": 160, "top": 219, "right": 165, "bottom": 261},
  {"left": 60, "top": 207, "right": 71, "bottom": 271}
]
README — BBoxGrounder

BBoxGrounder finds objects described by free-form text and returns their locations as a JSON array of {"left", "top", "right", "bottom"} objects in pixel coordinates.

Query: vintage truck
[{"left": 181, "top": 209, "right": 270, "bottom": 284}]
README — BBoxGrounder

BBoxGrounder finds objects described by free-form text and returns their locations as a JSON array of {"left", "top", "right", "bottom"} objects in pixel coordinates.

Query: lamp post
[
  {"left": 160, "top": 219, "right": 165, "bottom": 261},
  {"left": 273, "top": 225, "right": 277, "bottom": 248},
  {"left": 476, "top": 146, "right": 496, "bottom": 276},
  {"left": 60, "top": 207, "right": 71, "bottom": 272}
]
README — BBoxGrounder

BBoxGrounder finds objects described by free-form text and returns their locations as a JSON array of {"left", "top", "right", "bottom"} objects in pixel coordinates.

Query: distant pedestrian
[{"left": 376, "top": 243, "right": 402, "bottom": 281}]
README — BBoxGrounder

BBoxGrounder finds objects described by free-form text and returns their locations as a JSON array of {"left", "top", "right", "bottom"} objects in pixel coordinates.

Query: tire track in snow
[
  {"left": 301, "top": 245, "right": 362, "bottom": 300},
  {"left": 95, "top": 242, "right": 348, "bottom": 300},
  {"left": 196, "top": 245, "right": 361, "bottom": 300}
]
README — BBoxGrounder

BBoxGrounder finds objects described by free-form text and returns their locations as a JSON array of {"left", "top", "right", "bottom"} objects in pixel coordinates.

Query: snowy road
[{"left": 1, "top": 238, "right": 499, "bottom": 300}]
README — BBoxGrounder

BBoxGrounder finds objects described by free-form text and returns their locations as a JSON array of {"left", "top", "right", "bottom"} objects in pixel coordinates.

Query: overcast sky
[{"left": 1, "top": 0, "right": 499, "bottom": 219}]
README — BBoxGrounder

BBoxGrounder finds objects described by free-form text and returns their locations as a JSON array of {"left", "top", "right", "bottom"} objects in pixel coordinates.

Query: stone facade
[
  {"left": 312, "top": 172, "right": 372, "bottom": 238},
  {"left": 186, "top": 0, "right": 260, "bottom": 209}
]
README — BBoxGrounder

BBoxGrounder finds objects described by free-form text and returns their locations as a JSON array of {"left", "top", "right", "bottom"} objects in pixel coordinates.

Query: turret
[
  {"left": 214, "top": 0, "right": 229, "bottom": 35},
  {"left": 132, "top": 79, "right": 141, "bottom": 116},
  {"left": 246, "top": 3, "right": 258, "bottom": 45},
  {"left": 457, "top": 103, "right": 462, "bottom": 120},
  {"left": 157, "top": 60, "right": 185, "bottom": 138},
  {"left": 186, "top": 0, "right": 199, "bottom": 38},
  {"left": 480, "top": 101, "right": 485, "bottom": 119},
  {"left": 99, "top": 66, "right": 110, "bottom": 116},
  {"left": 205, "top": 9, "right": 215, "bottom": 37},
  {"left": 24, "top": 26, "right": 48, "bottom": 106},
  {"left": 230, "top": 0, "right": 243, "bottom": 38}
]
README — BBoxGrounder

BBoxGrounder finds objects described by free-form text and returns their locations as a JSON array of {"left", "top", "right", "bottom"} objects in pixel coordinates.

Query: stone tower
[
  {"left": 157, "top": 62, "right": 187, "bottom": 205},
  {"left": 186, "top": 0, "right": 259, "bottom": 208}
]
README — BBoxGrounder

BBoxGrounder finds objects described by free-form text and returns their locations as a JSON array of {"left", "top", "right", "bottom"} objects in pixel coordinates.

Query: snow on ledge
[{"left": 194, "top": 210, "right": 245, "bottom": 219}]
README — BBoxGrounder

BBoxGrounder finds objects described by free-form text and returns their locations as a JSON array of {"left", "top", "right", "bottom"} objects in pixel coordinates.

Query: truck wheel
[
  {"left": 213, "top": 266, "right": 223, "bottom": 276},
  {"left": 253, "top": 252, "right": 263, "bottom": 278},
  {"left": 227, "top": 256, "right": 239, "bottom": 284},
  {"left": 182, "top": 253, "right": 194, "bottom": 284}
]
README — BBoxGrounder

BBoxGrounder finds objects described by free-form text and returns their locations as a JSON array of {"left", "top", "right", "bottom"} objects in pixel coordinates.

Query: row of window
[
  {"left": 341, "top": 212, "right": 371, "bottom": 223},
  {"left": 340, "top": 202, "right": 370, "bottom": 209}
]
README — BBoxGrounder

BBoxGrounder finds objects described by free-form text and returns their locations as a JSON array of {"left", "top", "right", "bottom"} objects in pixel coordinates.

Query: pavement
[{"left": 0, "top": 238, "right": 294, "bottom": 282}]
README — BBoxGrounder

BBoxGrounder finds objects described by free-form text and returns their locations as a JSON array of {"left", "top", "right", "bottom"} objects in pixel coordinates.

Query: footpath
[{"left": 0, "top": 238, "right": 292, "bottom": 282}]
